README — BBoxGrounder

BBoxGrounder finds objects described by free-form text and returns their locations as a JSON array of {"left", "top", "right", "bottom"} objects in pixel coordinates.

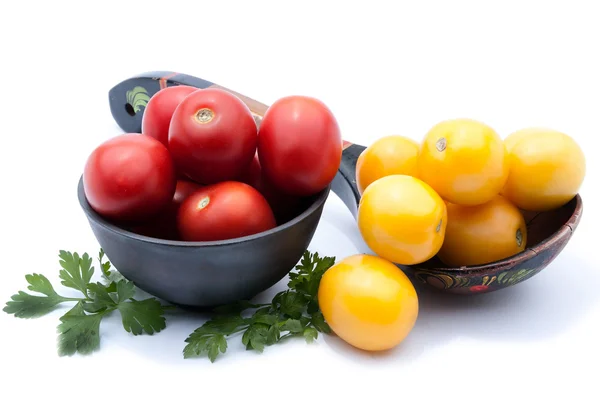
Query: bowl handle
[{"left": 108, "top": 71, "right": 364, "bottom": 216}]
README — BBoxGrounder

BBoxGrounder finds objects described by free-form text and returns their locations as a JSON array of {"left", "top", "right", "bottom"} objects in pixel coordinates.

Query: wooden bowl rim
[{"left": 411, "top": 194, "right": 583, "bottom": 275}]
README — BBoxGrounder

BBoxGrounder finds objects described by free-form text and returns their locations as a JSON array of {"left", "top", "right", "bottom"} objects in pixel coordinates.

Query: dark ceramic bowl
[
  {"left": 78, "top": 176, "right": 329, "bottom": 308},
  {"left": 98, "top": 71, "right": 583, "bottom": 303}
]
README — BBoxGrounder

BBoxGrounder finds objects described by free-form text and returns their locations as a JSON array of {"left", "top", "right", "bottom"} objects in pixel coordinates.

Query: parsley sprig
[
  {"left": 183, "top": 251, "right": 336, "bottom": 362},
  {"left": 3, "top": 249, "right": 167, "bottom": 356},
  {"left": 3, "top": 249, "right": 335, "bottom": 361}
]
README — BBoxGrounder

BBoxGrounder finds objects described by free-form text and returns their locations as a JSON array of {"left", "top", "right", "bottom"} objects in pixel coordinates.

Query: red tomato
[
  {"left": 177, "top": 181, "right": 276, "bottom": 242},
  {"left": 237, "top": 152, "right": 262, "bottom": 190},
  {"left": 237, "top": 152, "right": 304, "bottom": 224},
  {"left": 141, "top": 85, "right": 197, "bottom": 147},
  {"left": 127, "top": 179, "right": 202, "bottom": 239},
  {"left": 83, "top": 134, "right": 176, "bottom": 222},
  {"left": 257, "top": 96, "right": 342, "bottom": 196},
  {"left": 168, "top": 88, "right": 258, "bottom": 185}
]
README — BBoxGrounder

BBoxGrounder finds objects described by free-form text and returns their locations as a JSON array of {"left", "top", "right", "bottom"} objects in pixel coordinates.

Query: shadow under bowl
[
  {"left": 77, "top": 176, "right": 330, "bottom": 308},
  {"left": 401, "top": 195, "right": 583, "bottom": 295}
]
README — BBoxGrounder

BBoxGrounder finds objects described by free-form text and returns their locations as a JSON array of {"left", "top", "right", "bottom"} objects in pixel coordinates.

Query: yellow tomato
[
  {"left": 318, "top": 254, "right": 419, "bottom": 351},
  {"left": 501, "top": 128, "right": 586, "bottom": 211},
  {"left": 438, "top": 195, "right": 527, "bottom": 267},
  {"left": 358, "top": 175, "right": 447, "bottom": 265},
  {"left": 356, "top": 135, "right": 419, "bottom": 194},
  {"left": 417, "top": 118, "right": 509, "bottom": 206}
]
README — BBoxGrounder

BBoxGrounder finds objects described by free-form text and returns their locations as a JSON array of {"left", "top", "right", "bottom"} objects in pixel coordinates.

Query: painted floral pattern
[
  {"left": 408, "top": 266, "right": 544, "bottom": 294},
  {"left": 125, "top": 86, "right": 151, "bottom": 114}
]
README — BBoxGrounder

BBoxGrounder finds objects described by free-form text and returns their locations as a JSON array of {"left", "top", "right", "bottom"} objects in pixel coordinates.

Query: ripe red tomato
[
  {"left": 237, "top": 152, "right": 304, "bottom": 224},
  {"left": 177, "top": 181, "right": 276, "bottom": 242},
  {"left": 257, "top": 96, "right": 342, "bottom": 196},
  {"left": 127, "top": 179, "right": 202, "bottom": 239},
  {"left": 141, "top": 85, "right": 197, "bottom": 147},
  {"left": 83, "top": 134, "right": 176, "bottom": 222},
  {"left": 168, "top": 88, "right": 258, "bottom": 185},
  {"left": 237, "top": 152, "right": 262, "bottom": 190}
]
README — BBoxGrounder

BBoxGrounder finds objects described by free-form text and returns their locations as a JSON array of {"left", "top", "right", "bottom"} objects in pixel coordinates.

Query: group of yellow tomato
[{"left": 317, "top": 118, "right": 586, "bottom": 352}]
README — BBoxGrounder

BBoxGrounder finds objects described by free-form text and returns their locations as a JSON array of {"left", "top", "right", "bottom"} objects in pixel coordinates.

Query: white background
[{"left": 1, "top": 0, "right": 599, "bottom": 397}]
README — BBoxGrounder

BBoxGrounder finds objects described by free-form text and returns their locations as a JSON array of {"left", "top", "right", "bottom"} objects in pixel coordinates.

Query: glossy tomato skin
[
  {"left": 128, "top": 180, "right": 202, "bottom": 240},
  {"left": 438, "top": 195, "right": 527, "bottom": 267},
  {"left": 358, "top": 175, "right": 447, "bottom": 265},
  {"left": 417, "top": 118, "right": 509, "bottom": 206},
  {"left": 257, "top": 96, "right": 342, "bottom": 196},
  {"left": 501, "top": 128, "right": 586, "bottom": 212},
  {"left": 177, "top": 181, "right": 276, "bottom": 242},
  {"left": 237, "top": 152, "right": 304, "bottom": 224},
  {"left": 318, "top": 254, "right": 419, "bottom": 351},
  {"left": 83, "top": 134, "right": 176, "bottom": 222},
  {"left": 141, "top": 85, "right": 198, "bottom": 147},
  {"left": 237, "top": 152, "right": 263, "bottom": 190},
  {"left": 356, "top": 135, "right": 419, "bottom": 195},
  {"left": 168, "top": 88, "right": 258, "bottom": 185}
]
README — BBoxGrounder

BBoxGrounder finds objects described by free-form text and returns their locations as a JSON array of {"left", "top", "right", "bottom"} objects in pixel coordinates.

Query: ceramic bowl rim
[
  {"left": 410, "top": 194, "right": 583, "bottom": 275},
  {"left": 77, "top": 175, "right": 330, "bottom": 248}
]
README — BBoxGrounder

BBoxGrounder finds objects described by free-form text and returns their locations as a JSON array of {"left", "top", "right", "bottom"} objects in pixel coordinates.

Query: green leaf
[
  {"left": 306, "top": 299, "right": 319, "bottom": 314},
  {"left": 202, "top": 315, "right": 247, "bottom": 334},
  {"left": 182, "top": 250, "right": 337, "bottom": 361},
  {"left": 207, "top": 335, "right": 227, "bottom": 362},
  {"left": 274, "top": 291, "right": 307, "bottom": 319},
  {"left": 266, "top": 324, "right": 280, "bottom": 345},
  {"left": 249, "top": 325, "right": 268, "bottom": 352},
  {"left": 25, "top": 273, "right": 59, "bottom": 296},
  {"left": 303, "top": 326, "right": 318, "bottom": 343},
  {"left": 288, "top": 251, "right": 336, "bottom": 298},
  {"left": 3, "top": 274, "right": 71, "bottom": 318},
  {"left": 218, "top": 334, "right": 227, "bottom": 353},
  {"left": 251, "top": 313, "right": 279, "bottom": 326},
  {"left": 4, "top": 292, "right": 68, "bottom": 318},
  {"left": 85, "top": 282, "right": 116, "bottom": 312},
  {"left": 241, "top": 327, "right": 251, "bottom": 347},
  {"left": 99, "top": 249, "right": 110, "bottom": 277},
  {"left": 57, "top": 302, "right": 104, "bottom": 356},
  {"left": 183, "top": 331, "right": 227, "bottom": 362},
  {"left": 98, "top": 249, "right": 125, "bottom": 285},
  {"left": 58, "top": 251, "right": 94, "bottom": 295},
  {"left": 117, "top": 298, "right": 166, "bottom": 335},
  {"left": 282, "top": 318, "right": 303, "bottom": 333},
  {"left": 310, "top": 311, "right": 331, "bottom": 333},
  {"left": 115, "top": 280, "right": 135, "bottom": 303},
  {"left": 104, "top": 281, "right": 118, "bottom": 293}
]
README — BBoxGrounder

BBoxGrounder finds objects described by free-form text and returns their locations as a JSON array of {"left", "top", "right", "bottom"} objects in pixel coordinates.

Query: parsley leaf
[
  {"left": 115, "top": 279, "right": 135, "bottom": 303},
  {"left": 310, "top": 311, "right": 332, "bottom": 333},
  {"left": 117, "top": 298, "right": 166, "bottom": 335},
  {"left": 183, "top": 250, "right": 336, "bottom": 362},
  {"left": 86, "top": 282, "right": 116, "bottom": 311},
  {"left": 58, "top": 251, "right": 94, "bottom": 297},
  {"left": 282, "top": 318, "right": 304, "bottom": 333},
  {"left": 303, "top": 326, "right": 318, "bottom": 343},
  {"left": 99, "top": 249, "right": 125, "bottom": 285},
  {"left": 57, "top": 302, "right": 105, "bottom": 356},
  {"left": 273, "top": 291, "right": 307, "bottom": 319},
  {"left": 3, "top": 274, "right": 74, "bottom": 318},
  {"left": 5, "top": 248, "right": 169, "bottom": 356},
  {"left": 183, "top": 327, "right": 228, "bottom": 362}
]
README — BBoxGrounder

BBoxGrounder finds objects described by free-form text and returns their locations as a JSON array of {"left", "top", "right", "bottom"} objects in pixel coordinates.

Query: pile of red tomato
[{"left": 83, "top": 86, "right": 342, "bottom": 241}]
